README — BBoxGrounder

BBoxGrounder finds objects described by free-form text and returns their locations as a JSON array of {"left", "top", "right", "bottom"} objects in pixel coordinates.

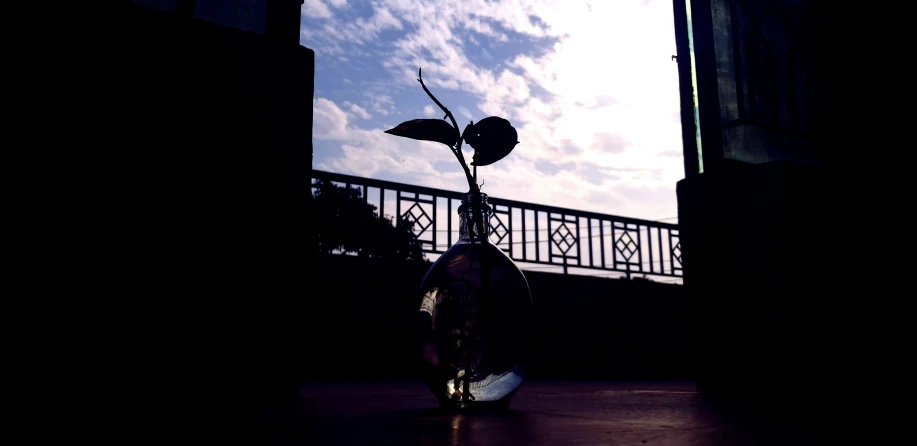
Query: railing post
[{"left": 534, "top": 211, "right": 540, "bottom": 262}]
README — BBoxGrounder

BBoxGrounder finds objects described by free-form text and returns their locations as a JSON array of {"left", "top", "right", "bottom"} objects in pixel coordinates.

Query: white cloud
[
  {"left": 367, "top": 93, "right": 394, "bottom": 116},
  {"left": 302, "top": 0, "right": 332, "bottom": 18},
  {"left": 345, "top": 101, "right": 373, "bottom": 119},
  {"left": 306, "top": 0, "right": 685, "bottom": 221},
  {"left": 305, "top": 3, "right": 403, "bottom": 45},
  {"left": 313, "top": 98, "right": 348, "bottom": 139},
  {"left": 313, "top": 98, "right": 465, "bottom": 187}
]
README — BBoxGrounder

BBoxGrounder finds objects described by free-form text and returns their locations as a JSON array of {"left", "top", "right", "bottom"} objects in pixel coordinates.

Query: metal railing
[{"left": 313, "top": 170, "right": 682, "bottom": 279}]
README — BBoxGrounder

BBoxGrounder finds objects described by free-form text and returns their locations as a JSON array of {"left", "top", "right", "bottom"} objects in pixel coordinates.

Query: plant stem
[
  {"left": 417, "top": 68, "right": 485, "bottom": 403},
  {"left": 462, "top": 324, "right": 475, "bottom": 401},
  {"left": 461, "top": 198, "right": 491, "bottom": 403},
  {"left": 417, "top": 68, "right": 476, "bottom": 192}
]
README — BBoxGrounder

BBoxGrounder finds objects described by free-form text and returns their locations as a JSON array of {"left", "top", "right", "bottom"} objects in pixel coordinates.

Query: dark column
[
  {"left": 79, "top": 0, "right": 315, "bottom": 417},
  {"left": 672, "top": 0, "right": 837, "bottom": 429},
  {"left": 175, "top": 0, "right": 195, "bottom": 16},
  {"left": 266, "top": 0, "right": 304, "bottom": 45},
  {"left": 678, "top": 160, "right": 831, "bottom": 415}
]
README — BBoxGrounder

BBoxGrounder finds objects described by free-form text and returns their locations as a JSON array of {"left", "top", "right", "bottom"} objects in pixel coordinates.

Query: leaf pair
[{"left": 384, "top": 116, "right": 519, "bottom": 167}]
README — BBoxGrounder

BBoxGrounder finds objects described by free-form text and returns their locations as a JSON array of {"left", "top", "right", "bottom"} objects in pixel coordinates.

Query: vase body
[{"left": 416, "top": 192, "right": 534, "bottom": 411}]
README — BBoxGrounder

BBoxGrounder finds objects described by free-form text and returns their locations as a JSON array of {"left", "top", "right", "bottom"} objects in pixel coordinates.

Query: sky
[{"left": 301, "top": 0, "right": 685, "bottom": 224}]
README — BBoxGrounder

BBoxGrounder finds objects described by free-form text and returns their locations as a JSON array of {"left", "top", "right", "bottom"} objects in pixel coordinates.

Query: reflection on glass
[{"left": 417, "top": 193, "right": 534, "bottom": 411}]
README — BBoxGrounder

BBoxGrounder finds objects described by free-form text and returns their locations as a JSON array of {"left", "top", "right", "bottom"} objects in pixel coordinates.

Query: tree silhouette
[{"left": 312, "top": 179, "right": 425, "bottom": 262}]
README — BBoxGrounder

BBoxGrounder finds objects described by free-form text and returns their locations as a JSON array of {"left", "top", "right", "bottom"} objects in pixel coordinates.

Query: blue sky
[{"left": 302, "top": 0, "right": 684, "bottom": 222}]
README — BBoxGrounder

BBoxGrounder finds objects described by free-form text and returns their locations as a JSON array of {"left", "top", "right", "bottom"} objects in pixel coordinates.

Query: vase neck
[{"left": 458, "top": 192, "right": 492, "bottom": 243}]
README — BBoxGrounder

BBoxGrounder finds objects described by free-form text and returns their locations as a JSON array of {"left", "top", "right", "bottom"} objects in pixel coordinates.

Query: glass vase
[{"left": 416, "top": 192, "right": 534, "bottom": 411}]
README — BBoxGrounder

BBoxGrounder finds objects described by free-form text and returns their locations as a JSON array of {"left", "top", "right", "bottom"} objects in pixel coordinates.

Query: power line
[
  {"left": 424, "top": 251, "right": 681, "bottom": 272},
  {"left": 427, "top": 229, "right": 681, "bottom": 244},
  {"left": 425, "top": 224, "right": 678, "bottom": 236},
  {"left": 516, "top": 266, "right": 684, "bottom": 282},
  {"left": 425, "top": 245, "right": 679, "bottom": 262},
  {"left": 328, "top": 182, "right": 679, "bottom": 224},
  {"left": 413, "top": 252, "right": 683, "bottom": 280},
  {"left": 365, "top": 198, "right": 680, "bottom": 224}
]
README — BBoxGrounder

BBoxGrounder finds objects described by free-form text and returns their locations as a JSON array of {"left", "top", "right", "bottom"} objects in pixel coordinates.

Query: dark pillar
[
  {"left": 175, "top": 0, "right": 195, "bottom": 16},
  {"left": 266, "top": 0, "right": 304, "bottom": 45},
  {"left": 81, "top": 0, "right": 315, "bottom": 412},
  {"left": 671, "top": 0, "right": 839, "bottom": 425},
  {"left": 677, "top": 160, "right": 833, "bottom": 419}
]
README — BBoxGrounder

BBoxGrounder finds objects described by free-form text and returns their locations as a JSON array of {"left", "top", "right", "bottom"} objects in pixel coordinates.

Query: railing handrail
[
  {"left": 312, "top": 169, "right": 682, "bottom": 279},
  {"left": 312, "top": 169, "right": 678, "bottom": 230}
]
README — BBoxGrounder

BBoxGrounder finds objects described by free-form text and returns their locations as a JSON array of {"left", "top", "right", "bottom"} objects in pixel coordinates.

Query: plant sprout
[
  {"left": 384, "top": 68, "right": 520, "bottom": 192},
  {"left": 386, "top": 69, "right": 522, "bottom": 404}
]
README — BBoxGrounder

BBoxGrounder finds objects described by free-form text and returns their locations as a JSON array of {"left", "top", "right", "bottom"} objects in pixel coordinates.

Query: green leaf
[
  {"left": 384, "top": 119, "right": 458, "bottom": 148},
  {"left": 463, "top": 116, "right": 519, "bottom": 166}
]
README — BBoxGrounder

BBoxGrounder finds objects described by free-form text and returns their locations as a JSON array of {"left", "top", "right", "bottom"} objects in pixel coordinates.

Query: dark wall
[
  {"left": 304, "top": 255, "right": 692, "bottom": 382},
  {"left": 673, "top": 0, "right": 844, "bottom": 425},
  {"left": 131, "top": 0, "right": 305, "bottom": 44},
  {"left": 677, "top": 160, "right": 834, "bottom": 418},
  {"left": 71, "top": 2, "right": 314, "bottom": 407},
  {"left": 679, "top": 0, "right": 822, "bottom": 173}
]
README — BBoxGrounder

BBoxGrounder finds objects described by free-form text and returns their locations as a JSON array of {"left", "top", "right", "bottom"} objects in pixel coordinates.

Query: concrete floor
[{"left": 256, "top": 381, "right": 811, "bottom": 445}]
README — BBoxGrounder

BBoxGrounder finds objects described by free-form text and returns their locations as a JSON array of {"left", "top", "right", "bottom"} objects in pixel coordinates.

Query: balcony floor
[{"left": 257, "top": 381, "right": 811, "bottom": 445}]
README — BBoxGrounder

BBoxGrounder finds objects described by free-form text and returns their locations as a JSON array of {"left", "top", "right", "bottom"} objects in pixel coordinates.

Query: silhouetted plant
[
  {"left": 385, "top": 68, "right": 519, "bottom": 192},
  {"left": 312, "top": 179, "right": 425, "bottom": 262},
  {"left": 384, "top": 69, "right": 523, "bottom": 404}
]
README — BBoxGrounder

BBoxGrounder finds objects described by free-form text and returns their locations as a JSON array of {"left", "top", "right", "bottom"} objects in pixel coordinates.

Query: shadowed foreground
[{"left": 259, "top": 382, "right": 810, "bottom": 445}]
